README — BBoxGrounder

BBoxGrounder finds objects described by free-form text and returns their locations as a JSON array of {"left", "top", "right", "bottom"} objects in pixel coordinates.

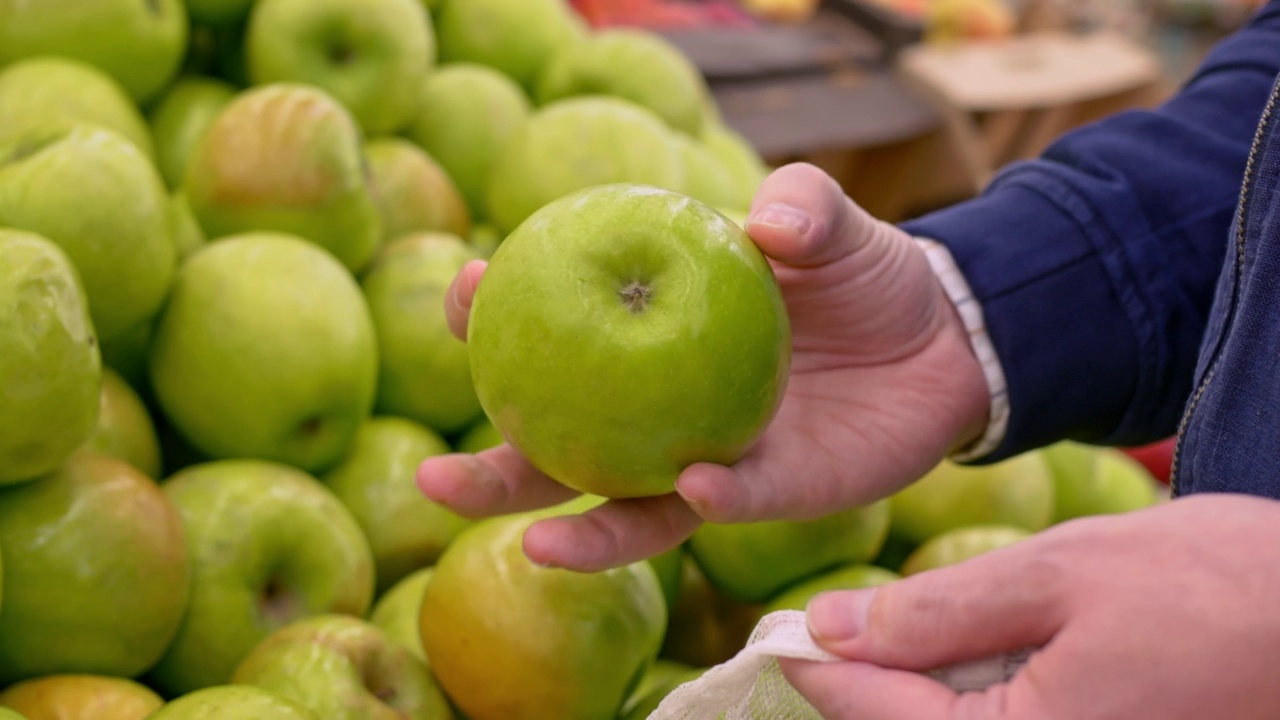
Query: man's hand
[
  {"left": 782, "top": 493, "right": 1280, "bottom": 719},
  {"left": 416, "top": 163, "right": 991, "bottom": 571}
]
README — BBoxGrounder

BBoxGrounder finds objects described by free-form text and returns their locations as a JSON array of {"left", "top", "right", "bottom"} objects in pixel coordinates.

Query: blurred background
[{"left": 582, "top": 0, "right": 1269, "bottom": 221}]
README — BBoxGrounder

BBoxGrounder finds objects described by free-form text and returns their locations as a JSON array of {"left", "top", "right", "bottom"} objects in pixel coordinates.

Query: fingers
[
  {"left": 746, "top": 162, "right": 880, "bottom": 268},
  {"left": 805, "top": 537, "right": 1069, "bottom": 671},
  {"left": 416, "top": 444, "right": 577, "bottom": 519},
  {"left": 444, "top": 259, "right": 486, "bottom": 341},
  {"left": 523, "top": 494, "right": 702, "bottom": 571},
  {"left": 778, "top": 658, "right": 1049, "bottom": 720}
]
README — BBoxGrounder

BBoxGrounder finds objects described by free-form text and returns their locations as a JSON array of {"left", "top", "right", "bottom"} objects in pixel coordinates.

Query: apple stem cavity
[
  {"left": 618, "top": 280, "right": 652, "bottom": 314},
  {"left": 259, "top": 580, "right": 304, "bottom": 628},
  {"left": 329, "top": 44, "right": 357, "bottom": 66}
]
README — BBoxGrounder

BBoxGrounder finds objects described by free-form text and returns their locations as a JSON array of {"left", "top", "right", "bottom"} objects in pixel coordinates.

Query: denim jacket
[{"left": 900, "top": 3, "right": 1280, "bottom": 498}]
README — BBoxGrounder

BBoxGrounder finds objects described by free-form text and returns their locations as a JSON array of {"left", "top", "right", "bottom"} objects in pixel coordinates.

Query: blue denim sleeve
[{"left": 899, "top": 2, "right": 1280, "bottom": 461}]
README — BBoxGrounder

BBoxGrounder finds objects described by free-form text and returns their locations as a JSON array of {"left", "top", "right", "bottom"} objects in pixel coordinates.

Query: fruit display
[{"left": 0, "top": 0, "right": 1168, "bottom": 717}]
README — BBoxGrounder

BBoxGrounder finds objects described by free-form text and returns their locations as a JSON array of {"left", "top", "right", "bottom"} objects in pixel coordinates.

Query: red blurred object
[
  {"left": 1122, "top": 437, "right": 1176, "bottom": 485},
  {"left": 570, "top": 0, "right": 757, "bottom": 29}
]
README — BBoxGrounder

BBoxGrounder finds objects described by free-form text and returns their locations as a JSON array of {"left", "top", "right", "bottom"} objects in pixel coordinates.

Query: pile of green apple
[{"left": 0, "top": 0, "right": 1162, "bottom": 717}]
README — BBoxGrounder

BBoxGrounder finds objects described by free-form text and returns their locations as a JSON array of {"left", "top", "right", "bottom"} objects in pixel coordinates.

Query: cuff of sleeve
[{"left": 915, "top": 237, "right": 1010, "bottom": 461}]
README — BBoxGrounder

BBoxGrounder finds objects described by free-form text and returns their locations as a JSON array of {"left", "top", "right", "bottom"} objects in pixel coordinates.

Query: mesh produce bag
[{"left": 647, "top": 611, "right": 1031, "bottom": 720}]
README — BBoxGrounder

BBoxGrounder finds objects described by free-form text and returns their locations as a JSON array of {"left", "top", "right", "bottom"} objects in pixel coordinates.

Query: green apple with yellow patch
[
  {"left": 365, "top": 139, "right": 471, "bottom": 242},
  {"left": 0, "top": 675, "right": 163, "bottom": 720}
]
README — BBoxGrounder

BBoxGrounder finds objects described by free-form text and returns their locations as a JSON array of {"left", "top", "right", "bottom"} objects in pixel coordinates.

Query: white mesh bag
[{"left": 647, "top": 610, "right": 1031, "bottom": 720}]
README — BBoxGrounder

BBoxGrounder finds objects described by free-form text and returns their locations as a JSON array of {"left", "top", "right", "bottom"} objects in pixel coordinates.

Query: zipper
[{"left": 1168, "top": 81, "right": 1280, "bottom": 495}]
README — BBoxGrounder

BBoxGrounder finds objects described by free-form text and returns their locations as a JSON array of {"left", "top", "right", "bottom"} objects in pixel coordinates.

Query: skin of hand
[
  {"left": 415, "top": 162, "right": 991, "bottom": 571},
  {"left": 781, "top": 493, "right": 1280, "bottom": 720}
]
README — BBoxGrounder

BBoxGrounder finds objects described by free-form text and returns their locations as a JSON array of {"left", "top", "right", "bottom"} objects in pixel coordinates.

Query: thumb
[
  {"left": 805, "top": 538, "right": 1067, "bottom": 672},
  {"left": 746, "top": 162, "right": 890, "bottom": 268}
]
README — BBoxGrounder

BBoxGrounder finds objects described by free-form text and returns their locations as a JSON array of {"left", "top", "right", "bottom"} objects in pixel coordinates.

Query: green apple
[
  {"left": 889, "top": 453, "right": 1055, "bottom": 546},
  {"left": 0, "top": 230, "right": 100, "bottom": 484},
  {"left": 421, "top": 513, "right": 666, "bottom": 720},
  {"left": 675, "top": 133, "right": 740, "bottom": 210},
  {"left": 246, "top": 0, "right": 434, "bottom": 134},
  {"left": 0, "top": 0, "right": 188, "bottom": 103},
  {"left": 148, "top": 460, "right": 375, "bottom": 696},
  {"left": 468, "top": 184, "right": 791, "bottom": 498},
  {"left": 661, "top": 554, "right": 760, "bottom": 668},
  {"left": 365, "top": 139, "right": 471, "bottom": 242},
  {"left": 184, "top": 84, "right": 382, "bottom": 273},
  {"left": 233, "top": 615, "right": 454, "bottom": 720},
  {"left": 900, "top": 524, "right": 1031, "bottom": 576},
  {"left": 0, "top": 452, "right": 189, "bottom": 684},
  {"left": 149, "top": 233, "right": 377, "bottom": 474},
  {"left": 701, "top": 123, "right": 769, "bottom": 211},
  {"left": 186, "top": 0, "right": 256, "bottom": 26},
  {"left": 405, "top": 63, "right": 532, "bottom": 220},
  {"left": 147, "top": 76, "right": 238, "bottom": 189},
  {"left": 618, "top": 661, "right": 704, "bottom": 720},
  {"left": 688, "top": 500, "right": 890, "bottom": 604},
  {"left": 1044, "top": 442, "right": 1162, "bottom": 522},
  {"left": 0, "top": 675, "right": 163, "bottom": 719},
  {"left": 763, "top": 564, "right": 901, "bottom": 614},
  {"left": 485, "top": 97, "right": 685, "bottom": 233},
  {"left": 369, "top": 567, "right": 433, "bottom": 663},
  {"left": 0, "top": 57, "right": 154, "bottom": 160},
  {"left": 148, "top": 686, "right": 318, "bottom": 720},
  {"left": 0, "top": 125, "right": 175, "bottom": 341},
  {"left": 323, "top": 417, "right": 470, "bottom": 591},
  {"left": 362, "top": 233, "right": 483, "bottom": 435},
  {"left": 435, "top": 0, "right": 585, "bottom": 91},
  {"left": 454, "top": 417, "right": 504, "bottom": 453},
  {"left": 85, "top": 368, "right": 162, "bottom": 480},
  {"left": 467, "top": 223, "right": 504, "bottom": 259},
  {"left": 536, "top": 30, "right": 711, "bottom": 136},
  {"left": 168, "top": 191, "right": 207, "bottom": 264}
]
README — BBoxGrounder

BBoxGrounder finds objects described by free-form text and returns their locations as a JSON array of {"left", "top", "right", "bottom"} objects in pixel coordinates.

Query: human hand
[
  {"left": 781, "top": 493, "right": 1280, "bottom": 719},
  {"left": 416, "top": 163, "right": 990, "bottom": 571}
]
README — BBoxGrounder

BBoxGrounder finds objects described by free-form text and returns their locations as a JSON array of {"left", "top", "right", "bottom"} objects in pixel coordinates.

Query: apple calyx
[
  {"left": 260, "top": 580, "right": 306, "bottom": 629},
  {"left": 619, "top": 280, "right": 652, "bottom": 313}
]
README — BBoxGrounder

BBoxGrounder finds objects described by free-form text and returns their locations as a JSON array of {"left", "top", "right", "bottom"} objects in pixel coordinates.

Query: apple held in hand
[
  {"left": 0, "top": 230, "right": 100, "bottom": 485},
  {"left": 147, "top": 460, "right": 375, "bottom": 696},
  {"left": 468, "top": 184, "right": 791, "bottom": 498},
  {"left": 148, "top": 233, "right": 377, "bottom": 474},
  {"left": 147, "top": 686, "right": 318, "bottom": 720},
  {"left": 0, "top": 675, "right": 163, "bottom": 720},
  {"left": 246, "top": 0, "right": 434, "bottom": 135},
  {"left": 233, "top": 614, "right": 454, "bottom": 720}
]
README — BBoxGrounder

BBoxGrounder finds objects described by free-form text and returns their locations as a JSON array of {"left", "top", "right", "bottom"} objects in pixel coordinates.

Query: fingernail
[
  {"left": 807, "top": 590, "right": 874, "bottom": 643},
  {"left": 750, "top": 203, "right": 812, "bottom": 239}
]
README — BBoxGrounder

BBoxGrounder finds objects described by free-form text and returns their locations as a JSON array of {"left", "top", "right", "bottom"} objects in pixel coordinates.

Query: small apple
[
  {"left": 0, "top": 0, "right": 188, "bottom": 103},
  {"left": 454, "top": 418, "right": 504, "bottom": 454},
  {"left": 701, "top": 123, "right": 769, "bottom": 211},
  {"left": 406, "top": 64, "right": 532, "bottom": 221},
  {"left": 183, "top": 84, "right": 382, "bottom": 273},
  {"left": 0, "top": 675, "right": 163, "bottom": 720},
  {"left": 618, "top": 661, "right": 704, "bottom": 720},
  {"left": 168, "top": 191, "right": 207, "bottom": 265},
  {"left": 688, "top": 500, "right": 890, "bottom": 604},
  {"left": 84, "top": 368, "right": 162, "bottom": 480},
  {"left": 233, "top": 614, "right": 454, "bottom": 720},
  {"left": 1046, "top": 443, "right": 1163, "bottom": 523},
  {"left": 0, "top": 230, "right": 101, "bottom": 484},
  {"left": 322, "top": 416, "right": 470, "bottom": 591},
  {"left": 0, "top": 57, "right": 154, "bottom": 160},
  {"left": 0, "top": 452, "right": 189, "bottom": 684},
  {"left": 147, "top": 686, "right": 318, "bottom": 720},
  {"left": 435, "top": 0, "right": 585, "bottom": 91},
  {"left": 421, "top": 512, "right": 666, "bottom": 720},
  {"left": 365, "top": 139, "right": 471, "bottom": 242},
  {"left": 485, "top": 97, "right": 686, "bottom": 233},
  {"left": 362, "top": 233, "right": 484, "bottom": 435},
  {"left": 147, "top": 76, "right": 238, "bottom": 189},
  {"left": 468, "top": 184, "right": 791, "bottom": 498},
  {"left": 763, "top": 564, "right": 901, "bottom": 614},
  {"left": 246, "top": 0, "right": 434, "bottom": 134},
  {"left": 0, "top": 125, "right": 175, "bottom": 342},
  {"left": 536, "top": 30, "right": 711, "bottom": 136},
  {"left": 369, "top": 567, "right": 433, "bottom": 663},
  {"left": 900, "top": 525, "right": 1032, "bottom": 576},
  {"left": 147, "top": 460, "right": 375, "bottom": 696},
  {"left": 889, "top": 452, "right": 1055, "bottom": 546},
  {"left": 148, "top": 233, "right": 378, "bottom": 474}
]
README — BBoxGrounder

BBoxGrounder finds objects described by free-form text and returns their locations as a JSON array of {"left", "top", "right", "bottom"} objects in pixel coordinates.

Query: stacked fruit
[{"left": 0, "top": 0, "right": 1163, "bottom": 718}]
